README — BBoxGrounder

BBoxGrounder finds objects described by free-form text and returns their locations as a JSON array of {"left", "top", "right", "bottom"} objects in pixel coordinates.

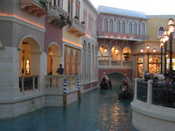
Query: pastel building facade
[
  {"left": 132, "top": 15, "right": 175, "bottom": 78},
  {"left": 0, "top": 0, "right": 98, "bottom": 119},
  {"left": 97, "top": 6, "right": 148, "bottom": 80}
]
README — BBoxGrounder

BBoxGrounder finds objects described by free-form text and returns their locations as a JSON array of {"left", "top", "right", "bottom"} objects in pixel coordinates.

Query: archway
[
  {"left": 107, "top": 72, "right": 127, "bottom": 93},
  {"left": 47, "top": 44, "right": 60, "bottom": 75},
  {"left": 19, "top": 37, "right": 40, "bottom": 76},
  {"left": 122, "top": 47, "right": 131, "bottom": 61},
  {"left": 18, "top": 37, "right": 40, "bottom": 91},
  {"left": 111, "top": 46, "right": 121, "bottom": 61}
]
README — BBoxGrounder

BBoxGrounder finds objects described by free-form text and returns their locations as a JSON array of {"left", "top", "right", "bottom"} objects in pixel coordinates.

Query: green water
[{"left": 0, "top": 74, "right": 137, "bottom": 131}]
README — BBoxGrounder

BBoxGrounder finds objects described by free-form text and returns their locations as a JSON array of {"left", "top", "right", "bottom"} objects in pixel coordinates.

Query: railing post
[
  {"left": 33, "top": 76, "right": 35, "bottom": 90},
  {"left": 134, "top": 78, "right": 138, "bottom": 101},
  {"left": 63, "top": 78, "right": 68, "bottom": 107},
  {"left": 147, "top": 80, "right": 153, "bottom": 104},
  {"left": 76, "top": 76, "right": 81, "bottom": 101},
  {"left": 22, "top": 77, "right": 24, "bottom": 92}
]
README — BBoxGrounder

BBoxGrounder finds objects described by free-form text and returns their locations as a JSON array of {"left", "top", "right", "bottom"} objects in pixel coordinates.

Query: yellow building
[{"left": 133, "top": 15, "right": 175, "bottom": 77}]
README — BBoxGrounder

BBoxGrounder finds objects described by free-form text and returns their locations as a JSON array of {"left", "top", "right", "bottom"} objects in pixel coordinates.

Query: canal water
[{"left": 0, "top": 75, "right": 137, "bottom": 131}]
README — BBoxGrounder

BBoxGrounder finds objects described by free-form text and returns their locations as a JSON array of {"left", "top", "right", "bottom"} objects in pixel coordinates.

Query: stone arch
[
  {"left": 99, "top": 44, "right": 110, "bottom": 56},
  {"left": 122, "top": 47, "right": 131, "bottom": 61},
  {"left": 18, "top": 37, "right": 41, "bottom": 76},
  {"left": 111, "top": 46, "right": 122, "bottom": 61}
]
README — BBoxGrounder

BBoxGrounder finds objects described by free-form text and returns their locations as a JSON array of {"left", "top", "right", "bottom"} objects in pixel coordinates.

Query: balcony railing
[
  {"left": 19, "top": 76, "right": 39, "bottom": 92},
  {"left": 134, "top": 78, "right": 175, "bottom": 108},
  {"left": 67, "top": 17, "right": 85, "bottom": 37},
  {"left": 20, "top": 0, "right": 46, "bottom": 17},
  {"left": 47, "top": 5, "right": 68, "bottom": 27},
  {"left": 97, "top": 32, "right": 148, "bottom": 41}
]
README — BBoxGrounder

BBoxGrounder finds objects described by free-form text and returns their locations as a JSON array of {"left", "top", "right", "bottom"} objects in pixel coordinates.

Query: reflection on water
[{"left": 0, "top": 78, "right": 137, "bottom": 131}]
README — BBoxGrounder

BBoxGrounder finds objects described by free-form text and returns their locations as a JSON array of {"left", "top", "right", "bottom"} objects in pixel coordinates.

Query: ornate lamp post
[
  {"left": 167, "top": 18, "right": 175, "bottom": 72},
  {"left": 160, "top": 43, "right": 164, "bottom": 73},
  {"left": 146, "top": 46, "right": 150, "bottom": 72},
  {"left": 160, "top": 31, "right": 169, "bottom": 73}
]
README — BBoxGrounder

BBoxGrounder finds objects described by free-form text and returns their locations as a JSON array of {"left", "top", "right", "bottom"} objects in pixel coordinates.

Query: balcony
[
  {"left": 67, "top": 17, "right": 85, "bottom": 37},
  {"left": 97, "top": 32, "right": 148, "bottom": 41},
  {"left": 20, "top": 0, "right": 46, "bottom": 17},
  {"left": 47, "top": 5, "right": 68, "bottom": 27}
]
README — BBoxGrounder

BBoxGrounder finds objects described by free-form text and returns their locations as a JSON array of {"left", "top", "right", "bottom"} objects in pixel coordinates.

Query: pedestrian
[{"left": 57, "top": 64, "right": 64, "bottom": 75}]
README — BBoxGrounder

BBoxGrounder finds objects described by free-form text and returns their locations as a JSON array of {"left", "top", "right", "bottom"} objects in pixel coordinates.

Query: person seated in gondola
[
  {"left": 119, "top": 79, "right": 130, "bottom": 99},
  {"left": 108, "top": 79, "right": 112, "bottom": 90},
  {"left": 100, "top": 77, "right": 108, "bottom": 89}
]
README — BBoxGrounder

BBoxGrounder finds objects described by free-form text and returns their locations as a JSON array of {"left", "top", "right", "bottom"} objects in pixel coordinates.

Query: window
[
  {"left": 138, "top": 23, "right": 141, "bottom": 35},
  {"left": 64, "top": 46, "right": 81, "bottom": 75},
  {"left": 111, "top": 46, "right": 121, "bottom": 61},
  {"left": 68, "top": 0, "right": 73, "bottom": 19},
  {"left": 134, "top": 23, "right": 137, "bottom": 34},
  {"left": 137, "top": 57, "right": 144, "bottom": 77},
  {"left": 122, "top": 21, "right": 125, "bottom": 33},
  {"left": 158, "top": 27, "right": 164, "bottom": 37},
  {"left": 118, "top": 21, "right": 121, "bottom": 33},
  {"left": 104, "top": 19, "right": 108, "bottom": 32},
  {"left": 122, "top": 47, "right": 131, "bottom": 61},
  {"left": 76, "top": 0, "right": 80, "bottom": 19},
  {"left": 129, "top": 22, "right": 132, "bottom": 34},
  {"left": 110, "top": 19, "right": 113, "bottom": 32},
  {"left": 148, "top": 55, "right": 161, "bottom": 74},
  {"left": 142, "top": 23, "right": 145, "bottom": 35}
]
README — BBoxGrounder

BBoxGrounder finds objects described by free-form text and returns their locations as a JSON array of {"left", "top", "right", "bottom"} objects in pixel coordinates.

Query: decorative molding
[{"left": 0, "top": 13, "right": 45, "bottom": 32}]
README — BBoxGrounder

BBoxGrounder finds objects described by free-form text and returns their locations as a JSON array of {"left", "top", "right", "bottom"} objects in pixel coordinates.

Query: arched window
[
  {"left": 111, "top": 46, "right": 121, "bottom": 61},
  {"left": 118, "top": 21, "right": 121, "bottom": 33},
  {"left": 123, "top": 47, "right": 131, "bottom": 61},
  {"left": 104, "top": 18, "right": 108, "bottom": 32},
  {"left": 142, "top": 23, "right": 145, "bottom": 35},
  {"left": 122, "top": 21, "right": 125, "bottom": 33},
  {"left": 158, "top": 26, "right": 164, "bottom": 37},
  {"left": 115, "top": 21, "right": 117, "bottom": 32},
  {"left": 99, "top": 45, "right": 109, "bottom": 56},
  {"left": 129, "top": 22, "right": 132, "bottom": 34},
  {"left": 138, "top": 23, "right": 141, "bottom": 35},
  {"left": 134, "top": 23, "right": 137, "bottom": 34},
  {"left": 110, "top": 19, "right": 113, "bottom": 32}
]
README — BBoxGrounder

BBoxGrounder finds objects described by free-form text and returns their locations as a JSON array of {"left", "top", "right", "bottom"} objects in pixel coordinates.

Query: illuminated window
[
  {"left": 137, "top": 57, "right": 144, "bottom": 77},
  {"left": 148, "top": 55, "right": 161, "bottom": 74},
  {"left": 111, "top": 46, "right": 121, "bottom": 61},
  {"left": 123, "top": 47, "right": 131, "bottom": 61}
]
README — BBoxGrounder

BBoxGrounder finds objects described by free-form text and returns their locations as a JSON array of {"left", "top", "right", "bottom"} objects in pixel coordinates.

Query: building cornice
[{"left": 0, "top": 12, "right": 45, "bottom": 32}]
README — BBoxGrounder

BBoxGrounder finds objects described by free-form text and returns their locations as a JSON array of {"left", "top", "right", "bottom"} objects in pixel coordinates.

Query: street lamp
[
  {"left": 160, "top": 31, "right": 169, "bottom": 73},
  {"left": 146, "top": 46, "right": 150, "bottom": 72},
  {"left": 160, "top": 43, "right": 164, "bottom": 73},
  {"left": 167, "top": 18, "right": 175, "bottom": 72}
]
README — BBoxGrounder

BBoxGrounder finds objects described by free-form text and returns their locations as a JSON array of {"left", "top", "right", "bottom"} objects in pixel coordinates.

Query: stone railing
[
  {"left": 20, "top": 0, "right": 46, "bottom": 17},
  {"left": 19, "top": 76, "right": 39, "bottom": 92},
  {"left": 134, "top": 78, "right": 175, "bottom": 108},
  {"left": 45, "top": 74, "right": 80, "bottom": 94},
  {"left": 67, "top": 18, "right": 85, "bottom": 36},
  {"left": 45, "top": 75, "right": 64, "bottom": 88}
]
